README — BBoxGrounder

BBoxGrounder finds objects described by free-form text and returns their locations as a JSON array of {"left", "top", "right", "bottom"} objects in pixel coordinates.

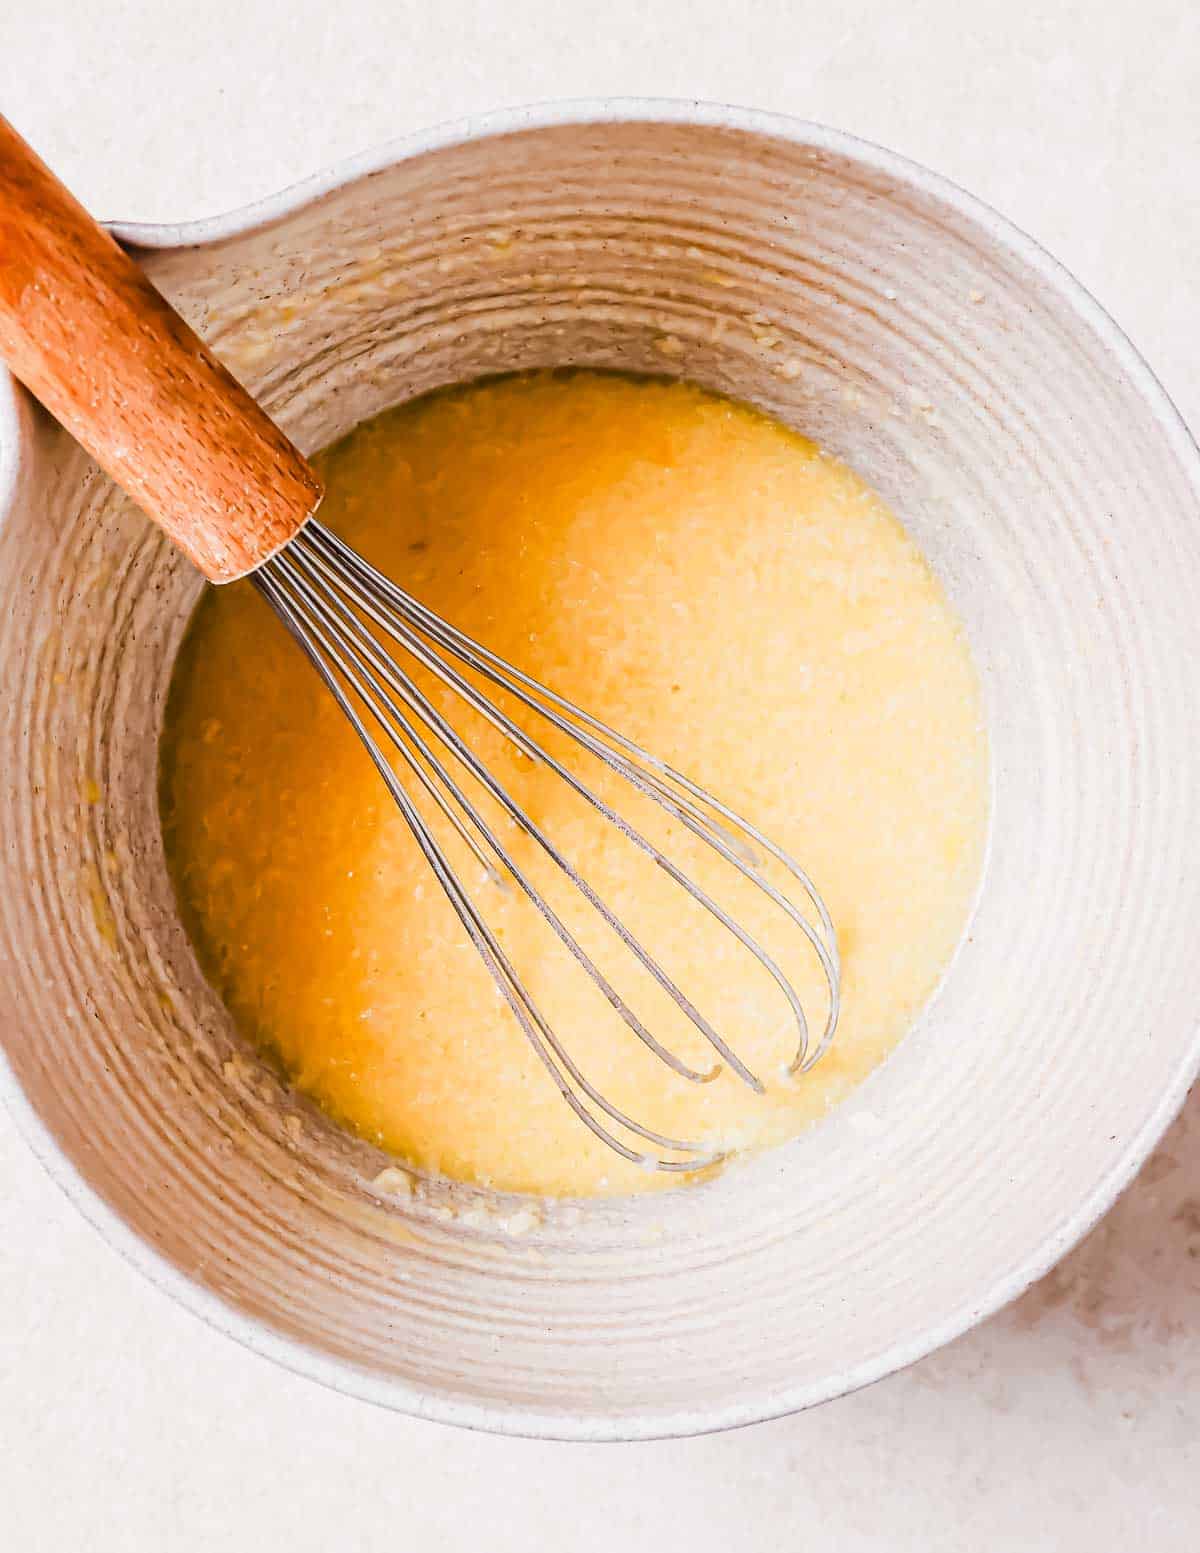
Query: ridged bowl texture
[{"left": 1, "top": 103, "right": 1198, "bottom": 1439}]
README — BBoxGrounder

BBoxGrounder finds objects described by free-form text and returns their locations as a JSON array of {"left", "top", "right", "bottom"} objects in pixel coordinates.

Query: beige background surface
[{"left": 1, "top": 2, "right": 1198, "bottom": 1546}]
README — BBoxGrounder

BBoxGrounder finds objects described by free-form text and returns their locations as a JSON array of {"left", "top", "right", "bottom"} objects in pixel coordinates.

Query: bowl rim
[{"left": 2, "top": 95, "right": 1199, "bottom": 1443}]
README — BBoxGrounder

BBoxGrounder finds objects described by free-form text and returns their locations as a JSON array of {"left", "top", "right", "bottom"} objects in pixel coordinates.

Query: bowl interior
[{"left": 2, "top": 111, "right": 1199, "bottom": 1439}]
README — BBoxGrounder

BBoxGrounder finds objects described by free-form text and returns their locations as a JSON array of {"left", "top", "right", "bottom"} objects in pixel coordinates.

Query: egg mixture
[{"left": 160, "top": 371, "right": 987, "bottom": 1196}]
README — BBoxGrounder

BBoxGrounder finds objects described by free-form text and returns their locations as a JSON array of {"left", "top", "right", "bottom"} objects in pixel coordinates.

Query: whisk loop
[{"left": 255, "top": 518, "right": 841, "bottom": 1171}]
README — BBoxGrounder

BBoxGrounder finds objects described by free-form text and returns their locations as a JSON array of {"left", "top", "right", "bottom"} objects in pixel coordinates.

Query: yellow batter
[{"left": 161, "top": 371, "right": 987, "bottom": 1196}]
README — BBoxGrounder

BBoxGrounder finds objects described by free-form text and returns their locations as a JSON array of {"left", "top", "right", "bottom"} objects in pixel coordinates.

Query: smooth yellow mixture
[{"left": 161, "top": 371, "right": 987, "bottom": 1196}]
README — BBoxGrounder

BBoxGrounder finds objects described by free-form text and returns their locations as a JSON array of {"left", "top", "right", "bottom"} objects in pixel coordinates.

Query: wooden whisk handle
[{"left": 0, "top": 116, "right": 322, "bottom": 582}]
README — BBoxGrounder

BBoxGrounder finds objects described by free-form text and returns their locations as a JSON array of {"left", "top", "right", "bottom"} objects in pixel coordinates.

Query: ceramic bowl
[{"left": 2, "top": 101, "right": 1199, "bottom": 1440}]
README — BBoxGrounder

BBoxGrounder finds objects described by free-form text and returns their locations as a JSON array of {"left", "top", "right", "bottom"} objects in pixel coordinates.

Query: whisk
[{"left": 0, "top": 117, "right": 840, "bottom": 1170}]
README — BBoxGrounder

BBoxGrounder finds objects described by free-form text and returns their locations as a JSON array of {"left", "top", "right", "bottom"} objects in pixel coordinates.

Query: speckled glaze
[{"left": 1, "top": 102, "right": 1198, "bottom": 1441}]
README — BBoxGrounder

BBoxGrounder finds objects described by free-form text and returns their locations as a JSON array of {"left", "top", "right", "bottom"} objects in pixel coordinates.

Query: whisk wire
[
  {"left": 305, "top": 523, "right": 842, "bottom": 1066},
  {"left": 268, "top": 550, "right": 718, "bottom": 1088},
  {"left": 254, "top": 517, "right": 842, "bottom": 1168},
  {"left": 257, "top": 565, "right": 714, "bottom": 1171},
  {"left": 293, "top": 530, "right": 827, "bottom": 1079},
  {"left": 288, "top": 542, "right": 773, "bottom": 1088}
]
